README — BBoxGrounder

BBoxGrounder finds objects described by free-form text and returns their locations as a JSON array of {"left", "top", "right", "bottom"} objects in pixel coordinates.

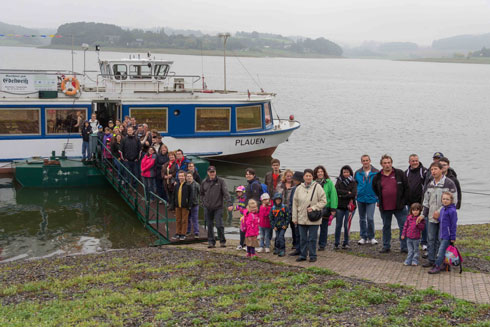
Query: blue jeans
[
  {"left": 142, "top": 177, "right": 156, "bottom": 200},
  {"left": 380, "top": 208, "right": 408, "bottom": 251},
  {"left": 435, "top": 239, "right": 451, "bottom": 267},
  {"left": 187, "top": 205, "right": 199, "bottom": 234},
  {"left": 427, "top": 222, "right": 440, "bottom": 263},
  {"left": 82, "top": 141, "right": 89, "bottom": 160},
  {"left": 405, "top": 238, "right": 420, "bottom": 265},
  {"left": 358, "top": 201, "right": 376, "bottom": 240},
  {"left": 318, "top": 217, "right": 329, "bottom": 248},
  {"left": 274, "top": 228, "right": 286, "bottom": 252},
  {"left": 335, "top": 209, "right": 355, "bottom": 246},
  {"left": 205, "top": 207, "right": 225, "bottom": 245},
  {"left": 259, "top": 227, "right": 272, "bottom": 248},
  {"left": 298, "top": 224, "right": 319, "bottom": 260}
]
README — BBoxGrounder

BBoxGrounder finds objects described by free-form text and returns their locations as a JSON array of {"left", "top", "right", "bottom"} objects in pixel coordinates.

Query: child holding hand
[
  {"left": 401, "top": 203, "right": 425, "bottom": 266},
  {"left": 243, "top": 199, "right": 260, "bottom": 258}
]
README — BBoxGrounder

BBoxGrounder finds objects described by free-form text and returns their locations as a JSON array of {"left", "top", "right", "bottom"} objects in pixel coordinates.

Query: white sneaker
[
  {"left": 370, "top": 239, "right": 378, "bottom": 245},
  {"left": 422, "top": 245, "right": 428, "bottom": 251},
  {"left": 265, "top": 248, "right": 270, "bottom": 253},
  {"left": 358, "top": 239, "right": 366, "bottom": 245},
  {"left": 242, "top": 246, "right": 247, "bottom": 251},
  {"left": 257, "top": 247, "right": 264, "bottom": 253},
  {"left": 236, "top": 245, "right": 242, "bottom": 251}
]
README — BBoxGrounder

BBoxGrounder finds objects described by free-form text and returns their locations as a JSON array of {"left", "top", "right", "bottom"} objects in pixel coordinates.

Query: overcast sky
[{"left": 2, "top": 0, "right": 490, "bottom": 46}]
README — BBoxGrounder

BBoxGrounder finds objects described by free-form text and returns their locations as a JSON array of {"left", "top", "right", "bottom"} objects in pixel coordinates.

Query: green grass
[{"left": 0, "top": 247, "right": 489, "bottom": 326}]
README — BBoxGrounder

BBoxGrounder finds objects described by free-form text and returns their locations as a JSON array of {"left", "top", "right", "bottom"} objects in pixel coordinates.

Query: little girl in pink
[{"left": 242, "top": 199, "right": 260, "bottom": 258}]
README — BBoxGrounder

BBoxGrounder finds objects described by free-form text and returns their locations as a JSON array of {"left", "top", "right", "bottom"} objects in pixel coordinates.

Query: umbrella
[{"left": 347, "top": 200, "right": 356, "bottom": 233}]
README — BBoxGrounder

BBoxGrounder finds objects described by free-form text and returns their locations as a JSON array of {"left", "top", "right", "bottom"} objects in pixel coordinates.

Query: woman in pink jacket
[
  {"left": 242, "top": 199, "right": 260, "bottom": 258},
  {"left": 141, "top": 147, "right": 157, "bottom": 200}
]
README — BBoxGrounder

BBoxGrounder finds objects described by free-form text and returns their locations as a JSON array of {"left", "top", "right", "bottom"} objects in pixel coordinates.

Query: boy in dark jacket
[
  {"left": 173, "top": 170, "right": 193, "bottom": 241},
  {"left": 81, "top": 121, "right": 92, "bottom": 161},
  {"left": 270, "top": 193, "right": 290, "bottom": 257}
]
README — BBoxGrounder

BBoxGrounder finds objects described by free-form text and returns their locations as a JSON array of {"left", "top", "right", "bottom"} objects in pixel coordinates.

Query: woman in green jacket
[{"left": 314, "top": 165, "right": 338, "bottom": 251}]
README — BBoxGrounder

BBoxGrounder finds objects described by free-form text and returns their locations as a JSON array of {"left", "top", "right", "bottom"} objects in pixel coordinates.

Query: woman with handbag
[
  {"left": 314, "top": 165, "right": 338, "bottom": 251},
  {"left": 292, "top": 169, "right": 327, "bottom": 262},
  {"left": 334, "top": 165, "right": 357, "bottom": 250}
]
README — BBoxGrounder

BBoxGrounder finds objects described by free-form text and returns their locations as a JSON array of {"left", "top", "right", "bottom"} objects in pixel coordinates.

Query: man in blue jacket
[{"left": 354, "top": 155, "right": 379, "bottom": 245}]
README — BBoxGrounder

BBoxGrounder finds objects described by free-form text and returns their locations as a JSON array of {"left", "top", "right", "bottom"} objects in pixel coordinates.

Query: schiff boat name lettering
[{"left": 235, "top": 138, "right": 265, "bottom": 146}]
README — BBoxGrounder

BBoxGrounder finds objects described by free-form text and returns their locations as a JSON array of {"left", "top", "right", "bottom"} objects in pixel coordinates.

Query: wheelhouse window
[
  {"left": 129, "top": 108, "right": 168, "bottom": 132},
  {"left": 129, "top": 64, "right": 152, "bottom": 79},
  {"left": 0, "top": 108, "right": 40, "bottom": 135},
  {"left": 236, "top": 105, "right": 263, "bottom": 131},
  {"left": 46, "top": 108, "right": 87, "bottom": 134},
  {"left": 264, "top": 102, "right": 272, "bottom": 126},
  {"left": 113, "top": 64, "right": 127, "bottom": 80},
  {"left": 154, "top": 64, "right": 170, "bottom": 80},
  {"left": 196, "top": 108, "right": 231, "bottom": 132}
]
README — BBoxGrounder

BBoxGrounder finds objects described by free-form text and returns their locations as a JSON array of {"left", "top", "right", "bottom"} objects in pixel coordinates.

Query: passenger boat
[{"left": 0, "top": 51, "right": 300, "bottom": 167}]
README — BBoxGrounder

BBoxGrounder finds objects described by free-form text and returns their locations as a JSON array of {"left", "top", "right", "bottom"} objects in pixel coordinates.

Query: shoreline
[{"left": 399, "top": 57, "right": 490, "bottom": 65}]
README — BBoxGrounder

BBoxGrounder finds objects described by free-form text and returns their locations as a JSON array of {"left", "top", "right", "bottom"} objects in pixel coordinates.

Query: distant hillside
[
  {"left": 344, "top": 41, "right": 419, "bottom": 58},
  {"left": 0, "top": 21, "right": 52, "bottom": 46},
  {"left": 50, "top": 22, "right": 343, "bottom": 57},
  {"left": 432, "top": 33, "right": 490, "bottom": 51}
]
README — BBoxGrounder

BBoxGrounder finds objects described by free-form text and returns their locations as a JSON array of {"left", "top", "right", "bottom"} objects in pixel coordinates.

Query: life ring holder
[{"left": 60, "top": 76, "right": 80, "bottom": 96}]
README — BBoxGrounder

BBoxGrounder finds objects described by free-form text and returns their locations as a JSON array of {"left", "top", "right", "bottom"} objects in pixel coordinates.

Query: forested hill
[{"left": 50, "top": 22, "right": 343, "bottom": 57}]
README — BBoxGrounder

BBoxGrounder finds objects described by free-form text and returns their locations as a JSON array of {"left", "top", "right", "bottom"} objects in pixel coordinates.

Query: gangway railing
[{"left": 94, "top": 138, "right": 170, "bottom": 245}]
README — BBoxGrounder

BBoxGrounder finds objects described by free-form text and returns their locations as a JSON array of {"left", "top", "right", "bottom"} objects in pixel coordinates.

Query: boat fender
[{"left": 61, "top": 76, "right": 80, "bottom": 96}]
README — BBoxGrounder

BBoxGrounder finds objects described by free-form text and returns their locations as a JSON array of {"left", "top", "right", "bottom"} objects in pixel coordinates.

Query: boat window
[
  {"left": 129, "top": 107, "right": 167, "bottom": 132},
  {"left": 264, "top": 102, "right": 272, "bottom": 126},
  {"left": 113, "top": 64, "right": 127, "bottom": 80},
  {"left": 129, "top": 64, "right": 152, "bottom": 79},
  {"left": 196, "top": 108, "right": 231, "bottom": 132},
  {"left": 46, "top": 108, "right": 87, "bottom": 134},
  {"left": 154, "top": 64, "right": 170, "bottom": 80},
  {"left": 236, "top": 105, "right": 263, "bottom": 131},
  {"left": 0, "top": 108, "right": 40, "bottom": 135}
]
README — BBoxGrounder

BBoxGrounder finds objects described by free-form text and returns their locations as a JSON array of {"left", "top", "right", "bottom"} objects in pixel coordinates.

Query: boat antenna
[
  {"left": 218, "top": 33, "right": 230, "bottom": 93},
  {"left": 200, "top": 40, "right": 205, "bottom": 90}
]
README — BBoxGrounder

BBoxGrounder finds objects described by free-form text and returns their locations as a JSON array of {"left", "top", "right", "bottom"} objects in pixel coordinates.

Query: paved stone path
[{"left": 184, "top": 240, "right": 490, "bottom": 304}]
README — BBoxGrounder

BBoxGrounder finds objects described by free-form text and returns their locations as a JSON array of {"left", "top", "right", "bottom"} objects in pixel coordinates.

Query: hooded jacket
[
  {"left": 354, "top": 165, "right": 379, "bottom": 203},
  {"left": 81, "top": 124, "right": 92, "bottom": 142},
  {"left": 402, "top": 214, "right": 425, "bottom": 240},
  {"left": 141, "top": 153, "right": 156, "bottom": 178},
  {"left": 292, "top": 181, "right": 327, "bottom": 226},
  {"left": 439, "top": 203, "right": 457, "bottom": 240},
  {"left": 405, "top": 163, "right": 428, "bottom": 205},
  {"left": 270, "top": 194, "right": 290, "bottom": 229},
  {"left": 245, "top": 176, "right": 262, "bottom": 206},
  {"left": 372, "top": 167, "right": 408, "bottom": 211},
  {"left": 200, "top": 176, "right": 232, "bottom": 210}
]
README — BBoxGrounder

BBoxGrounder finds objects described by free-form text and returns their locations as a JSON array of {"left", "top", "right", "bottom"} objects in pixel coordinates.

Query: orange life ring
[{"left": 61, "top": 76, "right": 80, "bottom": 96}]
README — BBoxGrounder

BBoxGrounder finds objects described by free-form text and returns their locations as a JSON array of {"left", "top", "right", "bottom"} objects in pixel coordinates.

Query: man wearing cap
[
  {"left": 200, "top": 166, "right": 233, "bottom": 248},
  {"left": 288, "top": 171, "right": 304, "bottom": 256}
]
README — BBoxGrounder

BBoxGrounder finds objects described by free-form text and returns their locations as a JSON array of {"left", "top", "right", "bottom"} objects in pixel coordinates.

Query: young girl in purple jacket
[
  {"left": 429, "top": 192, "right": 458, "bottom": 274},
  {"left": 401, "top": 203, "right": 425, "bottom": 266}
]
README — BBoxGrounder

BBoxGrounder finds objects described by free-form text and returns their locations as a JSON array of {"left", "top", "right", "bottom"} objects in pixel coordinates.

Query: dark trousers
[
  {"left": 205, "top": 207, "right": 225, "bottom": 245},
  {"left": 155, "top": 176, "right": 168, "bottom": 202},
  {"left": 298, "top": 224, "right": 319, "bottom": 260},
  {"left": 380, "top": 208, "right": 408, "bottom": 251},
  {"left": 124, "top": 161, "right": 139, "bottom": 187},
  {"left": 187, "top": 205, "right": 199, "bottom": 234},
  {"left": 274, "top": 228, "right": 286, "bottom": 252},
  {"left": 335, "top": 209, "right": 354, "bottom": 246},
  {"left": 290, "top": 220, "right": 298, "bottom": 247},
  {"left": 318, "top": 217, "right": 329, "bottom": 248}
]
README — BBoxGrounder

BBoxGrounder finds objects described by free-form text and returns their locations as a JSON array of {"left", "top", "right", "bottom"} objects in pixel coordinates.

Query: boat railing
[
  {"left": 89, "top": 73, "right": 202, "bottom": 94},
  {"left": 95, "top": 138, "right": 170, "bottom": 244}
]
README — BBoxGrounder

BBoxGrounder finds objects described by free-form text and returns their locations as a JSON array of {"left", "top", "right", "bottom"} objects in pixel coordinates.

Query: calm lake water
[{"left": 1, "top": 46, "right": 489, "bottom": 261}]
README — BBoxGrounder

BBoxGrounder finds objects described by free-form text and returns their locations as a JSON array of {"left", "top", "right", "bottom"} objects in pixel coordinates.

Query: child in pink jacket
[
  {"left": 242, "top": 199, "right": 260, "bottom": 258},
  {"left": 258, "top": 193, "right": 272, "bottom": 253},
  {"left": 401, "top": 203, "right": 426, "bottom": 266}
]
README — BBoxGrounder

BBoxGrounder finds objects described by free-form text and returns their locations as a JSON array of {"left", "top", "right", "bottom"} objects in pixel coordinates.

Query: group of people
[{"left": 226, "top": 153, "right": 460, "bottom": 274}]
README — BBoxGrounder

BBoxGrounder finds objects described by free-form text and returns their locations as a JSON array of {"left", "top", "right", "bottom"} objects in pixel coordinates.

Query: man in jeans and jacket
[
  {"left": 372, "top": 154, "right": 409, "bottom": 253},
  {"left": 421, "top": 162, "right": 458, "bottom": 267},
  {"left": 354, "top": 154, "right": 379, "bottom": 245},
  {"left": 200, "top": 166, "right": 233, "bottom": 248}
]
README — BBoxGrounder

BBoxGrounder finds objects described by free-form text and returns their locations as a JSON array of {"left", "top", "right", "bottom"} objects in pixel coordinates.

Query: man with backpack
[{"left": 245, "top": 168, "right": 265, "bottom": 205}]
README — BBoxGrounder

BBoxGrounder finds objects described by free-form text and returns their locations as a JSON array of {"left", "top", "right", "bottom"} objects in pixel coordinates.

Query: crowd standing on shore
[{"left": 82, "top": 117, "right": 461, "bottom": 274}]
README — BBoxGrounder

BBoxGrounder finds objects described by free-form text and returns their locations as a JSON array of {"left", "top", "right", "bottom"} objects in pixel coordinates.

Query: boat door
[{"left": 93, "top": 101, "right": 121, "bottom": 128}]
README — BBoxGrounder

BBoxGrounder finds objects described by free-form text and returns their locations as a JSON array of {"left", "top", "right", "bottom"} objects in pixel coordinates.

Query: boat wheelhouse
[{"left": 0, "top": 54, "right": 300, "bottom": 163}]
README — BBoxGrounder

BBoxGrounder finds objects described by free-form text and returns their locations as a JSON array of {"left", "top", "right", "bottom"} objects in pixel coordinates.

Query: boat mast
[{"left": 218, "top": 33, "right": 230, "bottom": 93}]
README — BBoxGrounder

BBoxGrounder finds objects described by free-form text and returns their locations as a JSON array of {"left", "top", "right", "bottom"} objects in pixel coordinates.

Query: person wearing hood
[
  {"left": 81, "top": 120, "right": 92, "bottom": 161},
  {"left": 334, "top": 165, "right": 357, "bottom": 250},
  {"left": 354, "top": 155, "right": 379, "bottom": 245},
  {"left": 269, "top": 192, "right": 290, "bottom": 257},
  {"left": 141, "top": 146, "right": 157, "bottom": 200},
  {"left": 292, "top": 169, "right": 327, "bottom": 263},
  {"left": 405, "top": 154, "right": 428, "bottom": 251},
  {"left": 313, "top": 165, "right": 338, "bottom": 251},
  {"left": 245, "top": 168, "right": 262, "bottom": 206}
]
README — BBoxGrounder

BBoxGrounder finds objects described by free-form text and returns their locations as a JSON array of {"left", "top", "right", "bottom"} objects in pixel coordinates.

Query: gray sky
[{"left": 3, "top": 0, "right": 490, "bottom": 46}]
